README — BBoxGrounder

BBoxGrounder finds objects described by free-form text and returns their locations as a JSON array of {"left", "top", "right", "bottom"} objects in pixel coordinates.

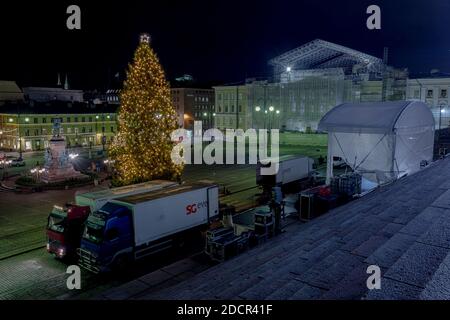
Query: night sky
[{"left": 0, "top": 0, "right": 449, "bottom": 89}]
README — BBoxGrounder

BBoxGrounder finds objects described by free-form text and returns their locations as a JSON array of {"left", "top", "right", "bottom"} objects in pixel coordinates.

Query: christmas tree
[{"left": 110, "top": 34, "right": 183, "bottom": 186}]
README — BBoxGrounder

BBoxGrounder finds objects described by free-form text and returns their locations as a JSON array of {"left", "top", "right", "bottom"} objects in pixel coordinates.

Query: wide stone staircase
[{"left": 137, "top": 158, "right": 450, "bottom": 300}]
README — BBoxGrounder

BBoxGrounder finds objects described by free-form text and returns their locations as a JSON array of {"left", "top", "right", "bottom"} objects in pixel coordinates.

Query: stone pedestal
[{"left": 40, "top": 137, "right": 87, "bottom": 183}]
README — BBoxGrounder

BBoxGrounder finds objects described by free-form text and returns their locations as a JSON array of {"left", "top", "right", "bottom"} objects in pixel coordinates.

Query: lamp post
[{"left": 30, "top": 167, "right": 46, "bottom": 182}]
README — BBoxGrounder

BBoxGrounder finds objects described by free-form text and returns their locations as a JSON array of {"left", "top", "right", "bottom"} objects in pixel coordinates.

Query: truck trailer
[
  {"left": 46, "top": 180, "right": 177, "bottom": 259},
  {"left": 256, "top": 155, "right": 314, "bottom": 188},
  {"left": 78, "top": 182, "right": 219, "bottom": 273}
]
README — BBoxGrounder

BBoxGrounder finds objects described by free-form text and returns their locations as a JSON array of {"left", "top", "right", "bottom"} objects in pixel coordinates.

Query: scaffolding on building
[{"left": 268, "top": 39, "right": 385, "bottom": 81}]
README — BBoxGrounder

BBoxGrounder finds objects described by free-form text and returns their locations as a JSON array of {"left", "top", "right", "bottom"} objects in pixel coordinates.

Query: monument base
[{"left": 41, "top": 167, "right": 89, "bottom": 184}]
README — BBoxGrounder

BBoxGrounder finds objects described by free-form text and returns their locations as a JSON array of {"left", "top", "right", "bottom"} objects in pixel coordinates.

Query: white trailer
[
  {"left": 114, "top": 183, "right": 219, "bottom": 247},
  {"left": 257, "top": 155, "right": 314, "bottom": 187},
  {"left": 74, "top": 180, "right": 177, "bottom": 212}
]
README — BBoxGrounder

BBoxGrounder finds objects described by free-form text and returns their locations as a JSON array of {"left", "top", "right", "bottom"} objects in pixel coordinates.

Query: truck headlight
[{"left": 58, "top": 247, "right": 66, "bottom": 257}]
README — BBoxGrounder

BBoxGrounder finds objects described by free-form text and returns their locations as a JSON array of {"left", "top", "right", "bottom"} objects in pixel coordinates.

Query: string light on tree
[{"left": 110, "top": 33, "right": 183, "bottom": 186}]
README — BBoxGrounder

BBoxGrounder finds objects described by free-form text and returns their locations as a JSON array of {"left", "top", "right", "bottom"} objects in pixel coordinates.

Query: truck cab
[
  {"left": 46, "top": 204, "right": 90, "bottom": 259},
  {"left": 78, "top": 202, "right": 133, "bottom": 273}
]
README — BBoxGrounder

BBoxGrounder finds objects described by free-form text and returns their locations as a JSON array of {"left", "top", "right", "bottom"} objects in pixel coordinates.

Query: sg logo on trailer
[{"left": 186, "top": 204, "right": 198, "bottom": 215}]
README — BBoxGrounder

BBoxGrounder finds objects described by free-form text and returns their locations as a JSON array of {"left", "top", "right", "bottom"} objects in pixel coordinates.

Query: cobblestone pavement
[{"left": 0, "top": 249, "right": 70, "bottom": 299}]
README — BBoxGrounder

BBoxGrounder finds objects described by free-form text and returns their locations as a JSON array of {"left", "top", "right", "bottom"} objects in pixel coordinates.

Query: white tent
[{"left": 318, "top": 101, "right": 435, "bottom": 185}]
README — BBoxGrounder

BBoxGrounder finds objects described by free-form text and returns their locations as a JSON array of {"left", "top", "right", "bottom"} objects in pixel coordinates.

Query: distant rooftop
[
  {"left": 0, "top": 100, "right": 119, "bottom": 114},
  {"left": 0, "top": 80, "right": 24, "bottom": 102}
]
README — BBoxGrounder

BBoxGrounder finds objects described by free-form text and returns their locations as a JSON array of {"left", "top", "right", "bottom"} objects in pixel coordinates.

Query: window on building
[
  {"left": 102, "top": 126, "right": 105, "bottom": 133},
  {"left": 225, "top": 106, "right": 228, "bottom": 113},
  {"left": 67, "top": 117, "right": 71, "bottom": 123},
  {"left": 74, "top": 117, "right": 79, "bottom": 122},
  {"left": 33, "top": 118, "right": 38, "bottom": 124},
  {"left": 427, "top": 89, "right": 433, "bottom": 98},
  {"left": 34, "top": 129, "right": 39, "bottom": 136},
  {"left": 89, "top": 127, "right": 93, "bottom": 133},
  {"left": 67, "top": 128, "right": 72, "bottom": 134},
  {"left": 441, "top": 89, "right": 448, "bottom": 98},
  {"left": 25, "top": 129, "right": 30, "bottom": 136},
  {"left": 218, "top": 106, "right": 222, "bottom": 112},
  {"left": 82, "top": 117, "right": 85, "bottom": 122},
  {"left": 414, "top": 90, "right": 420, "bottom": 99},
  {"left": 239, "top": 105, "right": 242, "bottom": 113},
  {"left": 42, "top": 118, "right": 47, "bottom": 123},
  {"left": 111, "top": 126, "right": 114, "bottom": 133},
  {"left": 89, "top": 116, "right": 93, "bottom": 122},
  {"left": 231, "top": 105, "right": 235, "bottom": 113},
  {"left": 82, "top": 127, "right": 86, "bottom": 133}
]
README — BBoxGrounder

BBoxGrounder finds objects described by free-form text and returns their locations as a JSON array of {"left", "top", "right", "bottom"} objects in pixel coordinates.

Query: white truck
[
  {"left": 78, "top": 182, "right": 219, "bottom": 273},
  {"left": 256, "top": 155, "right": 314, "bottom": 187}
]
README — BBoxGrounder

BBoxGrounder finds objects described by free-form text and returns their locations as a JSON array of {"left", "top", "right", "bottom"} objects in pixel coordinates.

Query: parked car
[{"left": 10, "top": 158, "right": 26, "bottom": 167}]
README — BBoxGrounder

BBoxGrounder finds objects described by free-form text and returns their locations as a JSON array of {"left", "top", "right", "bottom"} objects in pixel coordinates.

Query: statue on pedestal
[{"left": 40, "top": 118, "right": 87, "bottom": 183}]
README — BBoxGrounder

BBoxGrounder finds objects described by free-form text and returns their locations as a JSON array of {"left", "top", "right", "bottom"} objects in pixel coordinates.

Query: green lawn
[{"left": 279, "top": 132, "right": 328, "bottom": 160}]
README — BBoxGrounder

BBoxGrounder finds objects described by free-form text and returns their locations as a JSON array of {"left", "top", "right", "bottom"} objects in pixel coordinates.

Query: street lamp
[
  {"left": 269, "top": 106, "right": 275, "bottom": 112},
  {"left": 255, "top": 106, "right": 261, "bottom": 112},
  {"left": 31, "top": 167, "right": 45, "bottom": 181},
  {"left": 286, "top": 66, "right": 292, "bottom": 72}
]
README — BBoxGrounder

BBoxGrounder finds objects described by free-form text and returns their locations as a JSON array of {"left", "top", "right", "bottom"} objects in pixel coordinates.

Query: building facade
[
  {"left": 0, "top": 102, "right": 118, "bottom": 151},
  {"left": 170, "top": 88, "right": 215, "bottom": 130},
  {"left": 406, "top": 77, "right": 450, "bottom": 129},
  {"left": 23, "top": 87, "right": 84, "bottom": 103},
  {"left": 213, "top": 85, "right": 250, "bottom": 131}
]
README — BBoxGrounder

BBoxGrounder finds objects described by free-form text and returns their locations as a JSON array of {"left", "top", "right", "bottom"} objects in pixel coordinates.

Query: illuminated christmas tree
[{"left": 110, "top": 34, "right": 183, "bottom": 185}]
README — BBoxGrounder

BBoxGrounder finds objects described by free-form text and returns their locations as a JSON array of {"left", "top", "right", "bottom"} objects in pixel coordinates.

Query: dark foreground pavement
[{"left": 97, "top": 157, "right": 450, "bottom": 300}]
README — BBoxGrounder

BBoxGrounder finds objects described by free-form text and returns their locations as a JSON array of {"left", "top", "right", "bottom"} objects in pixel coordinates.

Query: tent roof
[{"left": 318, "top": 101, "right": 434, "bottom": 134}]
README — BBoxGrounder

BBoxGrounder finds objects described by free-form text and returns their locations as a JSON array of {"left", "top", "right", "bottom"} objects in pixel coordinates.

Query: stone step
[
  {"left": 365, "top": 242, "right": 448, "bottom": 299},
  {"left": 420, "top": 250, "right": 450, "bottom": 299}
]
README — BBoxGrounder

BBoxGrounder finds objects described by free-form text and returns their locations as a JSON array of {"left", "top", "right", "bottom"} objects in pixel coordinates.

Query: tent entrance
[{"left": 326, "top": 132, "right": 398, "bottom": 186}]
